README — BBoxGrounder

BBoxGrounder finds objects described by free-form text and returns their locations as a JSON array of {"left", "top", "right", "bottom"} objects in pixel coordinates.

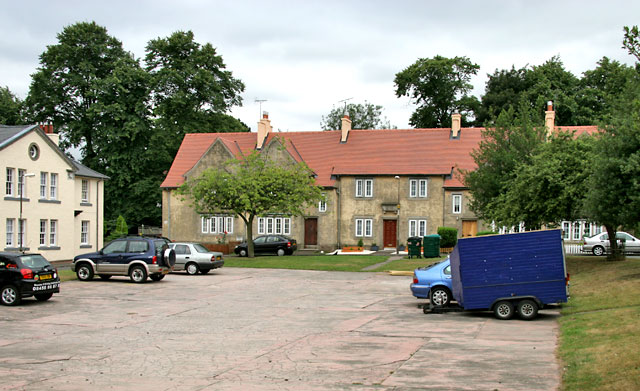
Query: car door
[
  {"left": 173, "top": 244, "right": 191, "bottom": 270},
  {"left": 123, "top": 240, "right": 149, "bottom": 272},
  {"left": 618, "top": 233, "right": 640, "bottom": 253},
  {"left": 96, "top": 240, "right": 128, "bottom": 273},
  {"left": 253, "top": 236, "right": 267, "bottom": 254}
]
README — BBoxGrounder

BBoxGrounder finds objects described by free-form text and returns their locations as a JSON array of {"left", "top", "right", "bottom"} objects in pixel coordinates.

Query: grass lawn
[
  {"left": 370, "top": 255, "right": 448, "bottom": 272},
  {"left": 560, "top": 256, "right": 640, "bottom": 391},
  {"left": 224, "top": 255, "right": 389, "bottom": 272},
  {"left": 58, "top": 269, "right": 77, "bottom": 282}
]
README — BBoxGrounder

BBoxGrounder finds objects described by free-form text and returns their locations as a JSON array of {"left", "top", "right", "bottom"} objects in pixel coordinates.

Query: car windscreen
[
  {"left": 193, "top": 244, "right": 210, "bottom": 253},
  {"left": 19, "top": 254, "right": 51, "bottom": 268}
]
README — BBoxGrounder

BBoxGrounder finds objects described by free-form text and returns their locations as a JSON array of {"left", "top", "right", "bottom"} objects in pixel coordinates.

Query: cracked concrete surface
[{"left": 0, "top": 268, "right": 561, "bottom": 390}]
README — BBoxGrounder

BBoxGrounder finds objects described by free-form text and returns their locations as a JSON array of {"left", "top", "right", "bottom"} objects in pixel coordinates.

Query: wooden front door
[
  {"left": 304, "top": 218, "right": 318, "bottom": 246},
  {"left": 462, "top": 220, "right": 478, "bottom": 237},
  {"left": 383, "top": 220, "right": 397, "bottom": 248}
]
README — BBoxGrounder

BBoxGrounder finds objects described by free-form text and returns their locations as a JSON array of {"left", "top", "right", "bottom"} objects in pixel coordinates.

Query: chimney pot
[
  {"left": 340, "top": 115, "right": 352, "bottom": 143},
  {"left": 262, "top": 111, "right": 269, "bottom": 119},
  {"left": 545, "top": 100, "right": 555, "bottom": 137},
  {"left": 451, "top": 112, "right": 462, "bottom": 138},
  {"left": 257, "top": 113, "right": 272, "bottom": 149}
]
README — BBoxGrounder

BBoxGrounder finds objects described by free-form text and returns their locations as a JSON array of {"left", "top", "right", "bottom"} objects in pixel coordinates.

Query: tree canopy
[
  {"left": 320, "top": 101, "right": 392, "bottom": 130},
  {"left": 0, "top": 86, "right": 25, "bottom": 125},
  {"left": 178, "top": 149, "right": 323, "bottom": 257},
  {"left": 394, "top": 55, "right": 480, "bottom": 128}
]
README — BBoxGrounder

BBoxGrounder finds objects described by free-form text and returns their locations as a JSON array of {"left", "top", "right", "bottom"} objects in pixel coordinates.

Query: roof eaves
[{"left": 0, "top": 125, "right": 38, "bottom": 150}]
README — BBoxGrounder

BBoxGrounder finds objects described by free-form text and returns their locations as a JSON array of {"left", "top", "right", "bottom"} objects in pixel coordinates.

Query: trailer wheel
[
  {"left": 517, "top": 299, "right": 539, "bottom": 320},
  {"left": 493, "top": 301, "right": 515, "bottom": 320}
]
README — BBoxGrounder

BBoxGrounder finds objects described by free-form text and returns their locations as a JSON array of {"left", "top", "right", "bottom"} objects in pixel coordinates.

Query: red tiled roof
[{"left": 160, "top": 125, "right": 600, "bottom": 189}]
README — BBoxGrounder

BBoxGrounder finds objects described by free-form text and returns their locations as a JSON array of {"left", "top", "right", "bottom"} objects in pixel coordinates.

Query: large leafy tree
[
  {"left": 394, "top": 55, "right": 480, "bottom": 128},
  {"left": 622, "top": 25, "right": 640, "bottom": 62},
  {"left": 476, "top": 66, "right": 532, "bottom": 125},
  {"left": 0, "top": 86, "right": 25, "bottom": 125},
  {"left": 178, "top": 149, "right": 323, "bottom": 257},
  {"left": 320, "top": 101, "right": 392, "bottom": 130},
  {"left": 462, "top": 102, "right": 547, "bottom": 225},
  {"left": 145, "top": 30, "right": 247, "bottom": 164}
]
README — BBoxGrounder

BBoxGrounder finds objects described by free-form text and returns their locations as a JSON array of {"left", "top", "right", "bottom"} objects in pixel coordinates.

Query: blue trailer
[{"left": 445, "top": 229, "right": 569, "bottom": 320}]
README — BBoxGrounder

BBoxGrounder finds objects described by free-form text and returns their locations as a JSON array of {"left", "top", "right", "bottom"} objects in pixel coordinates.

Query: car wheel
[
  {"left": 99, "top": 274, "right": 112, "bottom": 280},
  {"left": 494, "top": 301, "right": 515, "bottom": 320},
  {"left": 1, "top": 285, "right": 21, "bottom": 306},
  {"left": 129, "top": 265, "right": 147, "bottom": 283},
  {"left": 76, "top": 263, "right": 94, "bottom": 281},
  {"left": 517, "top": 299, "right": 539, "bottom": 320},
  {"left": 34, "top": 292, "right": 54, "bottom": 302},
  {"left": 186, "top": 263, "right": 199, "bottom": 275},
  {"left": 150, "top": 274, "right": 165, "bottom": 281},
  {"left": 239, "top": 249, "right": 247, "bottom": 257},
  {"left": 200, "top": 269, "right": 210, "bottom": 275},
  {"left": 593, "top": 246, "right": 605, "bottom": 256},
  {"left": 430, "top": 287, "right": 451, "bottom": 306},
  {"left": 277, "top": 248, "right": 285, "bottom": 256}
]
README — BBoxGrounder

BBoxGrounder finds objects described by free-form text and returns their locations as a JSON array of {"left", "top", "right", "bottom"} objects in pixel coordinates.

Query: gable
[{"left": 184, "top": 138, "right": 236, "bottom": 181}]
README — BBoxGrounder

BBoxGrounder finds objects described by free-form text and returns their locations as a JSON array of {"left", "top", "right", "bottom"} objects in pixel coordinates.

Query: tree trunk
[
  {"left": 605, "top": 225, "right": 624, "bottom": 261},
  {"left": 247, "top": 215, "right": 255, "bottom": 258}
]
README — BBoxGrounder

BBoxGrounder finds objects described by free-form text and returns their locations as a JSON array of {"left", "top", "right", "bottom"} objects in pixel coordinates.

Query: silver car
[
  {"left": 169, "top": 242, "right": 224, "bottom": 275},
  {"left": 581, "top": 231, "right": 640, "bottom": 256}
]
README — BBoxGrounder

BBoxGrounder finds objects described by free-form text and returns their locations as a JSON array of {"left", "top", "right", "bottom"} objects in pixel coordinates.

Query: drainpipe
[
  {"left": 166, "top": 190, "right": 171, "bottom": 239},
  {"left": 336, "top": 178, "right": 341, "bottom": 249},
  {"left": 96, "top": 179, "right": 101, "bottom": 250},
  {"left": 442, "top": 177, "right": 446, "bottom": 228}
]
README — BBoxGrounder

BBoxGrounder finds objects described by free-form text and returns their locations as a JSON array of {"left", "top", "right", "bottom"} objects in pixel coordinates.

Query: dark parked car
[
  {"left": 72, "top": 236, "right": 176, "bottom": 283},
  {"left": 0, "top": 252, "right": 60, "bottom": 306},
  {"left": 234, "top": 235, "right": 297, "bottom": 256},
  {"left": 169, "top": 242, "right": 224, "bottom": 275}
]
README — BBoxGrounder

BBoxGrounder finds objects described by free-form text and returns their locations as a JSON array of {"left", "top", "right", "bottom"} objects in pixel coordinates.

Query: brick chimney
[
  {"left": 256, "top": 112, "right": 272, "bottom": 150},
  {"left": 451, "top": 112, "right": 461, "bottom": 138},
  {"left": 340, "top": 115, "right": 351, "bottom": 143},
  {"left": 39, "top": 124, "right": 59, "bottom": 145},
  {"left": 545, "top": 101, "right": 555, "bottom": 137}
]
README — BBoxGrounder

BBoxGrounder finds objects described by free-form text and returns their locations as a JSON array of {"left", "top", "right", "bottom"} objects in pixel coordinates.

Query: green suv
[{"left": 72, "top": 236, "right": 176, "bottom": 283}]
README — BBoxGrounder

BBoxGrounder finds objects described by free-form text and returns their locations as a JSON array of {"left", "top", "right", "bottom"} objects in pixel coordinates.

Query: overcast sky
[{"left": 1, "top": 1, "right": 639, "bottom": 132}]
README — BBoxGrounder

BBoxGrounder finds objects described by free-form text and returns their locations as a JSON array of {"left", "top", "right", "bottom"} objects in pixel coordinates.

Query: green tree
[
  {"left": 500, "top": 132, "right": 595, "bottom": 229},
  {"left": 145, "top": 30, "right": 246, "bottom": 163},
  {"left": 583, "top": 79, "right": 640, "bottom": 260},
  {"left": 622, "top": 25, "right": 640, "bottom": 62},
  {"left": 106, "top": 215, "right": 129, "bottom": 241},
  {"left": 462, "top": 102, "right": 547, "bottom": 225},
  {"left": 394, "top": 55, "right": 480, "bottom": 128},
  {"left": 476, "top": 66, "right": 532, "bottom": 125},
  {"left": 0, "top": 86, "right": 24, "bottom": 125},
  {"left": 320, "top": 101, "right": 392, "bottom": 130},
  {"left": 178, "top": 149, "right": 323, "bottom": 258}
]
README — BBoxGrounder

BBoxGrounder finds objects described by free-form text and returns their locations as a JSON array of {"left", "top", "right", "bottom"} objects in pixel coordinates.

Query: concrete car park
[{"left": 0, "top": 268, "right": 561, "bottom": 390}]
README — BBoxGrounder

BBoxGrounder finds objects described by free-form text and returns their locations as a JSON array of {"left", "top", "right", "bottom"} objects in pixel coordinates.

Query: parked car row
[{"left": 581, "top": 231, "right": 640, "bottom": 256}]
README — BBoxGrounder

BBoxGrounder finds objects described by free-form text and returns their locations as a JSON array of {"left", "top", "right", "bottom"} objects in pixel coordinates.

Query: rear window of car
[
  {"left": 18, "top": 254, "right": 50, "bottom": 268},
  {"left": 193, "top": 244, "right": 209, "bottom": 253},
  {"left": 153, "top": 240, "right": 168, "bottom": 255},
  {"left": 129, "top": 241, "right": 149, "bottom": 253}
]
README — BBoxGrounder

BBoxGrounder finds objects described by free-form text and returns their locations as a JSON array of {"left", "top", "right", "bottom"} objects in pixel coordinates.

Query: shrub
[
  {"left": 357, "top": 238, "right": 364, "bottom": 247},
  {"left": 437, "top": 227, "right": 458, "bottom": 247},
  {"left": 476, "top": 230, "right": 498, "bottom": 236}
]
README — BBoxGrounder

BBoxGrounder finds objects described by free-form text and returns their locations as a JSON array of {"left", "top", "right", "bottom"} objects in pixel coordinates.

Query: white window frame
[
  {"left": 258, "top": 218, "right": 265, "bottom": 234},
  {"left": 283, "top": 218, "right": 291, "bottom": 235},
  {"left": 409, "top": 219, "right": 427, "bottom": 237},
  {"left": 81, "top": 220, "right": 90, "bottom": 245},
  {"left": 275, "top": 218, "right": 282, "bottom": 234},
  {"left": 50, "top": 173, "right": 58, "bottom": 200},
  {"left": 81, "top": 179, "right": 89, "bottom": 202},
  {"left": 319, "top": 199, "right": 327, "bottom": 213},
  {"left": 266, "top": 217, "right": 274, "bottom": 234},
  {"left": 225, "top": 217, "right": 233, "bottom": 233},
  {"left": 6, "top": 168, "right": 14, "bottom": 196},
  {"left": 201, "top": 216, "right": 209, "bottom": 233},
  {"left": 355, "top": 218, "right": 373, "bottom": 237},
  {"left": 452, "top": 194, "right": 462, "bottom": 214},
  {"left": 410, "top": 179, "right": 428, "bottom": 198},
  {"left": 6, "top": 219, "right": 14, "bottom": 247},
  {"left": 572, "top": 222, "right": 581, "bottom": 241},
  {"left": 259, "top": 217, "right": 289, "bottom": 235},
  {"left": 18, "top": 169, "right": 25, "bottom": 197},
  {"left": 50, "top": 220, "right": 57, "bottom": 245},
  {"left": 18, "top": 219, "right": 25, "bottom": 248},
  {"left": 562, "top": 221, "right": 570, "bottom": 239},
  {"left": 40, "top": 172, "right": 48, "bottom": 199},
  {"left": 355, "top": 179, "right": 373, "bottom": 198},
  {"left": 40, "top": 219, "right": 47, "bottom": 246}
]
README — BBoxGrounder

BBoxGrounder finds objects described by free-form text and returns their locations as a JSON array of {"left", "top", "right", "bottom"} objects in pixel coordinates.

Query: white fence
[{"left": 565, "top": 244, "right": 586, "bottom": 255}]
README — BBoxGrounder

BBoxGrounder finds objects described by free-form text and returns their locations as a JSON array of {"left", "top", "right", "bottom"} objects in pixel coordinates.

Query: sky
[{"left": 1, "top": 0, "right": 639, "bottom": 133}]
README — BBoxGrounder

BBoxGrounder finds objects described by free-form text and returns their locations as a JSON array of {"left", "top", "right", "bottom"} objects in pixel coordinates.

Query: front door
[
  {"left": 462, "top": 220, "right": 478, "bottom": 237},
  {"left": 304, "top": 218, "right": 318, "bottom": 246},
  {"left": 383, "top": 220, "right": 397, "bottom": 248}
]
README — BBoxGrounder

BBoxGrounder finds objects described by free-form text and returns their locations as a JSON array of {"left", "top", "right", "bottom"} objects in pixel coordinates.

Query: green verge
[
  {"left": 58, "top": 269, "right": 77, "bottom": 282},
  {"left": 560, "top": 256, "right": 640, "bottom": 391},
  {"left": 370, "top": 255, "right": 448, "bottom": 272},
  {"left": 224, "top": 255, "right": 388, "bottom": 272}
]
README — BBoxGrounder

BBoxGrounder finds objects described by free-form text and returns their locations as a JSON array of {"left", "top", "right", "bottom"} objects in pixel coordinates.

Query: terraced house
[
  {"left": 161, "top": 107, "right": 598, "bottom": 252},
  {"left": 1, "top": 125, "right": 108, "bottom": 261}
]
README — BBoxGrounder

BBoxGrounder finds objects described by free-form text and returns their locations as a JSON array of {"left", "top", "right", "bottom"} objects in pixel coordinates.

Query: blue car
[{"left": 410, "top": 258, "right": 453, "bottom": 306}]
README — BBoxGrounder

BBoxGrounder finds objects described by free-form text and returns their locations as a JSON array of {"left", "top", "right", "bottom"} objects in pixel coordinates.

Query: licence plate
[
  {"left": 40, "top": 274, "right": 52, "bottom": 280},
  {"left": 33, "top": 282, "right": 60, "bottom": 292}
]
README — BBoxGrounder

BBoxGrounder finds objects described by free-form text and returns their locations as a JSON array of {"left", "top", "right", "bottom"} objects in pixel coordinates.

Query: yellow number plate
[{"left": 40, "top": 274, "right": 52, "bottom": 280}]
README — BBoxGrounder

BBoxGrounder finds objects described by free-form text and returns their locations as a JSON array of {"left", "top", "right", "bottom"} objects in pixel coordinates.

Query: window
[
  {"left": 275, "top": 218, "right": 282, "bottom": 234},
  {"left": 562, "top": 222, "right": 570, "bottom": 239},
  {"left": 583, "top": 222, "right": 591, "bottom": 238},
  {"left": 6, "top": 168, "right": 14, "bottom": 196},
  {"left": 201, "top": 216, "right": 209, "bottom": 233},
  {"left": 18, "top": 169, "right": 26, "bottom": 197},
  {"left": 409, "top": 219, "right": 427, "bottom": 237},
  {"left": 258, "top": 218, "right": 264, "bottom": 234},
  {"left": 355, "top": 179, "right": 373, "bottom": 198},
  {"left": 81, "top": 221, "right": 89, "bottom": 245},
  {"left": 40, "top": 220, "right": 47, "bottom": 246},
  {"left": 319, "top": 196, "right": 327, "bottom": 213},
  {"left": 200, "top": 215, "right": 233, "bottom": 234},
  {"left": 174, "top": 244, "right": 190, "bottom": 255},
  {"left": 6, "top": 219, "right": 14, "bottom": 247},
  {"left": 225, "top": 217, "right": 233, "bottom": 233},
  {"left": 128, "top": 240, "right": 148, "bottom": 253},
  {"left": 40, "top": 172, "right": 48, "bottom": 199},
  {"left": 410, "top": 179, "right": 428, "bottom": 198},
  {"left": 18, "top": 219, "right": 25, "bottom": 248},
  {"left": 283, "top": 218, "right": 291, "bottom": 235},
  {"left": 572, "top": 222, "right": 581, "bottom": 241},
  {"left": 50, "top": 173, "right": 58, "bottom": 199},
  {"left": 452, "top": 194, "right": 462, "bottom": 214},
  {"left": 266, "top": 218, "right": 274, "bottom": 234},
  {"left": 355, "top": 218, "right": 373, "bottom": 237},
  {"left": 81, "top": 180, "right": 89, "bottom": 202},
  {"left": 258, "top": 217, "right": 291, "bottom": 235},
  {"left": 50, "top": 220, "right": 57, "bottom": 245},
  {"left": 103, "top": 240, "right": 127, "bottom": 254}
]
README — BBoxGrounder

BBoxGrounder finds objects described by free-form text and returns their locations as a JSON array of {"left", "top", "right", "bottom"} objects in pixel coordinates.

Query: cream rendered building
[{"left": 1, "top": 125, "right": 108, "bottom": 261}]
